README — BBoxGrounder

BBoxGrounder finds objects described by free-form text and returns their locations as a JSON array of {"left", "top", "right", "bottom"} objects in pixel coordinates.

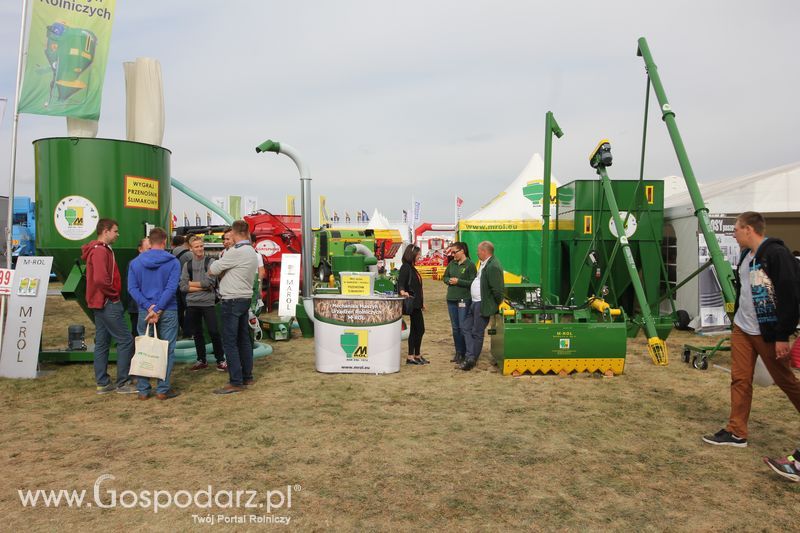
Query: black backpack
[{"left": 187, "top": 257, "right": 220, "bottom": 303}]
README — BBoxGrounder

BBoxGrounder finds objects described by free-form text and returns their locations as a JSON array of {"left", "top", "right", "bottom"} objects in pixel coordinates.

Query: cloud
[{"left": 1, "top": 0, "right": 798, "bottom": 223}]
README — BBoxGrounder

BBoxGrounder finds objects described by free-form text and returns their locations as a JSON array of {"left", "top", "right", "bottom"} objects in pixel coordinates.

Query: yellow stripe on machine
[{"left": 502, "top": 358, "right": 625, "bottom": 376}]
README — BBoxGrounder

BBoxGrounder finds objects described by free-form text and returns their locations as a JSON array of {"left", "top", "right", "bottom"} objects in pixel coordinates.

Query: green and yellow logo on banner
[
  {"left": 340, "top": 330, "right": 368, "bottom": 360},
  {"left": 18, "top": 0, "right": 116, "bottom": 120}
]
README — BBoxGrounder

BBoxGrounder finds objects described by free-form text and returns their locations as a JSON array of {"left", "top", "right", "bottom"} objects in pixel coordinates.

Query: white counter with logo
[{"left": 311, "top": 294, "right": 404, "bottom": 374}]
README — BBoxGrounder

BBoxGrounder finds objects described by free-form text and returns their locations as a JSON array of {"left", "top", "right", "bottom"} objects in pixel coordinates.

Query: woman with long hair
[{"left": 398, "top": 244, "right": 427, "bottom": 365}]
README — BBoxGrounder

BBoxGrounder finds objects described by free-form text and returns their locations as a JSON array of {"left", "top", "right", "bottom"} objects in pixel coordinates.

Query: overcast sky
[{"left": 1, "top": 1, "right": 798, "bottom": 224}]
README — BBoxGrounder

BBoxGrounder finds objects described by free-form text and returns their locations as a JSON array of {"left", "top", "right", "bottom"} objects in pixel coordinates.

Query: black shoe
[
  {"left": 702, "top": 428, "right": 747, "bottom": 447},
  {"left": 418, "top": 357, "right": 430, "bottom": 364},
  {"left": 406, "top": 358, "right": 421, "bottom": 365},
  {"left": 459, "top": 359, "right": 476, "bottom": 371}
]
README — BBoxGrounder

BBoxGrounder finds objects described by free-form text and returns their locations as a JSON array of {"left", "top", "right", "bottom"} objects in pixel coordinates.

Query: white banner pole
[
  {"left": 7, "top": 0, "right": 30, "bottom": 270},
  {"left": 1, "top": 0, "right": 31, "bottom": 355}
]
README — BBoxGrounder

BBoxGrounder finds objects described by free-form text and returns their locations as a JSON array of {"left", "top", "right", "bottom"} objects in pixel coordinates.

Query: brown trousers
[{"left": 727, "top": 325, "right": 800, "bottom": 438}]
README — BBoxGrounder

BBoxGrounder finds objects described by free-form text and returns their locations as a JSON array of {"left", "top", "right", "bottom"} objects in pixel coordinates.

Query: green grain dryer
[
  {"left": 556, "top": 177, "right": 672, "bottom": 340},
  {"left": 35, "top": 137, "right": 171, "bottom": 361},
  {"left": 490, "top": 113, "right": 630, "bottom": 376}
]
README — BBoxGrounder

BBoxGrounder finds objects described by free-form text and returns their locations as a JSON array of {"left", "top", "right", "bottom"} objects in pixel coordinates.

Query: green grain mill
[{"left": 35, "top": 137, "right": 171, "bottom": 362}]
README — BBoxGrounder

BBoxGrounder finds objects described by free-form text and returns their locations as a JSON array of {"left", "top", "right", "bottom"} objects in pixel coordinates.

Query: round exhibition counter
[{"left": 312, "top": 294, "right": 404, "bottom": 374}]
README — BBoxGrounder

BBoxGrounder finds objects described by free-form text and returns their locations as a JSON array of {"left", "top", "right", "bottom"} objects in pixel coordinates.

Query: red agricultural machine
[{"left": 244, "top": 211, "right": 302, "bottom": 311}]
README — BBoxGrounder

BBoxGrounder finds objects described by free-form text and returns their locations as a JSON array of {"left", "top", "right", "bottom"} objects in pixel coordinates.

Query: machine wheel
[
  {"left": 692, "top": 355, "right": 709, "bottom": 370},
  {"left": 675, "top": 309, "right": 691, "bottom": 330},
  {"left": 317, "top": 261, "right": 332, "bottom": 282},
  {"left": 682, "top": 349, "right": 691, "bottom": 364}
]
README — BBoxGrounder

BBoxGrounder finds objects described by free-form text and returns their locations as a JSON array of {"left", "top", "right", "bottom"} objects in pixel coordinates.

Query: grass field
[{"left": 1, "top": 280, "right": 799, "bottom": 531}]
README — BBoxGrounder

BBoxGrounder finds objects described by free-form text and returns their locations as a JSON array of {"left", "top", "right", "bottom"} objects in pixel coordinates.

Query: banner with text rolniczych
[{"left": 18, "top": 0, "right": 117, "bottom": 120}]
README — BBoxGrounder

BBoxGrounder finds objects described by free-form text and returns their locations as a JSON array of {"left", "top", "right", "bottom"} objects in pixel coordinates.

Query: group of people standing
[
  {"left": 397, "top": 240, "right": 505, "bottom": 371},
  {"left": 83, "top": 218, "right": 261, "bottom": 400}
]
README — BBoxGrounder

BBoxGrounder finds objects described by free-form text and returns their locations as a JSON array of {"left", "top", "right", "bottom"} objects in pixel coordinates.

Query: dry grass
[{"left": 1, "top": 281, "right": 799, "bottom": 531}]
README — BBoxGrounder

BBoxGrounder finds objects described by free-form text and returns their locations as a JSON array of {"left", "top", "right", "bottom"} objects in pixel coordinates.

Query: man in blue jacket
[{"left": 128, "top": 227, "right": 182, "bottom": 400}]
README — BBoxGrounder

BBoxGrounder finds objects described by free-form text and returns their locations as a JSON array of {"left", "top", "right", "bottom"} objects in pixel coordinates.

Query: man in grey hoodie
[
  {"left": 209, "top": 220, "right": 260, "bottom": 394},
  {"left": 180, "top": 236, "right": 227, "bottom": 372}
]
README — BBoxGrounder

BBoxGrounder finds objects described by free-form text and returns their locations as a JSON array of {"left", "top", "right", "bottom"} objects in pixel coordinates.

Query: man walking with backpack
[
  {"left": 702, "top": 212, "right": 800, "bottom": 457},
  {"left": 180, "top": 235, "right": 227, "bottom": 372}
]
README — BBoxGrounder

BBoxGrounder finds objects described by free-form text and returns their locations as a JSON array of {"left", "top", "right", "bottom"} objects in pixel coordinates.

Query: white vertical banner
[
  {"left": 278, "top": 253, "right": 302, "bottom": 317},
  {"left": 0, "top": 97, "right": 7, "bottom": 125},
  {"left": 211, "top": 196, "right": 228, "bottom": 225},
  {"left": 244, "top": 196, "right": 258, "bottom": 216},
  {"left": 0, "top": 256, "right": 53, "bottom": 378},
  {"left": 408, "top": 197, "right": 414, "bottom": 243}
]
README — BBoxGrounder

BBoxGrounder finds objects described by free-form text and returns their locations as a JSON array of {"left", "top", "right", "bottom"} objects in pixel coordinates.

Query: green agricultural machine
[
  {"left": 492, "top": 114, "right": 649, "bottom": 376},
  {"left": 35, "top": 137, "right": 172, "bottom": 362},
  {"left": 492, "top": 37, "right": 738, "bottom": 376},
  {"left": 312, "top": 228, "right": 376, "bottom": 281},
  {"left": 45, "top": 22, "right": 97, "bottom": 105}
]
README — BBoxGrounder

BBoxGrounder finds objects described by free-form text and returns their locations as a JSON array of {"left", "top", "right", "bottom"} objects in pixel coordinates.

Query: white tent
[
  {"left": 366, "top": 209, "right": 391, "bottom": 230},
  {"left": 664, "top": 161, "right": 800, "bottom": 324},
  {"left": 464, "top": 153, "right": 558, "bottom": 221},
  {"left": 665, "top": 161, "right": 800, "bottom": 216},
  {"left": 459, "top": 152, "right": 559, "bottom": 280}
]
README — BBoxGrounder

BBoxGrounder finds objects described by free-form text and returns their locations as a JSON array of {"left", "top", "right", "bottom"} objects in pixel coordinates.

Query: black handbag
[{"left": 402, "top": 294, "right": 415, "bottom": 315}]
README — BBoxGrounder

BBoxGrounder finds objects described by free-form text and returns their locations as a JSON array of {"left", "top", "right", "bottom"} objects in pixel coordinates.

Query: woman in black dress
[{"left": 398, "top": 245, "right": 427, "bottom": 365}]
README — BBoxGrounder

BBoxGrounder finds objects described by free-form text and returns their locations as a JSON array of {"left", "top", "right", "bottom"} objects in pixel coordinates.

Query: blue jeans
[
  {"left": 93, "top": 301, "right": 134, "bottom": 387},
  {"left": 135, "top": 310, "right": 178, "bottom": 395},
  {"left": 447, "top": 299, "right": 471, "bottom": 356},
  {"left": 463, "top": 301, "right": 490, "bottom": 363},
  {"left": 221, "top": 298, "right": 253, "bottom": 386}
]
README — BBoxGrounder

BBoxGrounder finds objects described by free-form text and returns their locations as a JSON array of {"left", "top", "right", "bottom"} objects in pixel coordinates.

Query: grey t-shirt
[
  {"left": 734, "top": 253, "right": 760, "bottom": 335},
  {"left": 179, "top": 256, "right": 218, "bottom": 307}
]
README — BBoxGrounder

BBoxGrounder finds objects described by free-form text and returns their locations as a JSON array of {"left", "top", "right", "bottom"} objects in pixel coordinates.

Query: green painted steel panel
[
  {"left": 459, "top": 229, "right": 543, "bottom": 282},
  {"left": 555, "top": 179, "right": 665, "bottom": 312},
  {"left": 34, "top": 137, "right": 171, "bottom": 316},
  {"left": 491, "top": 318, "right": 627, "bottom": 360}
]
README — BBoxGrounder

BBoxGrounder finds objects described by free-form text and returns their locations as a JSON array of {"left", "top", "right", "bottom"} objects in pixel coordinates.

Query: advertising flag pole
[
  {"left": 1, "top": 0, "right": 30, "bottom": 358},
  {"left": 6, "top": 0, "right": 30, "bottom": 269}
]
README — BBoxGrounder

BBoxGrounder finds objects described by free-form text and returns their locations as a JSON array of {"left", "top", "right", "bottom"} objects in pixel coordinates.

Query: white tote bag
[
  {"left": 131, "top": 323, "right": 168, "bottom": 380},
  {"left": 753, "top": 355, "right": 775, "bottom": 387}
]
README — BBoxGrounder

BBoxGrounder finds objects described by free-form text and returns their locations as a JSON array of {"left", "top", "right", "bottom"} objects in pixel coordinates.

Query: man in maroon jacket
[{"left": 80, "top": 219, "right": 135, "bottom": 394}]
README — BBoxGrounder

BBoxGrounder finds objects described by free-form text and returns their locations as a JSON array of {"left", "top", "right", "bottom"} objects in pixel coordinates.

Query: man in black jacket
[{"left": 703, "top": 212, "right": 800, "bottom": 455}]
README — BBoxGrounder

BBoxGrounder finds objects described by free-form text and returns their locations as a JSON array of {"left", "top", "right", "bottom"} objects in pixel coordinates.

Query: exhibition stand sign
[
  {"left": 313, "top": 295, "right": 403, "bottom": 374},
  {"left": 0, "top": 256, "right": 53, "bottom": 378}
]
